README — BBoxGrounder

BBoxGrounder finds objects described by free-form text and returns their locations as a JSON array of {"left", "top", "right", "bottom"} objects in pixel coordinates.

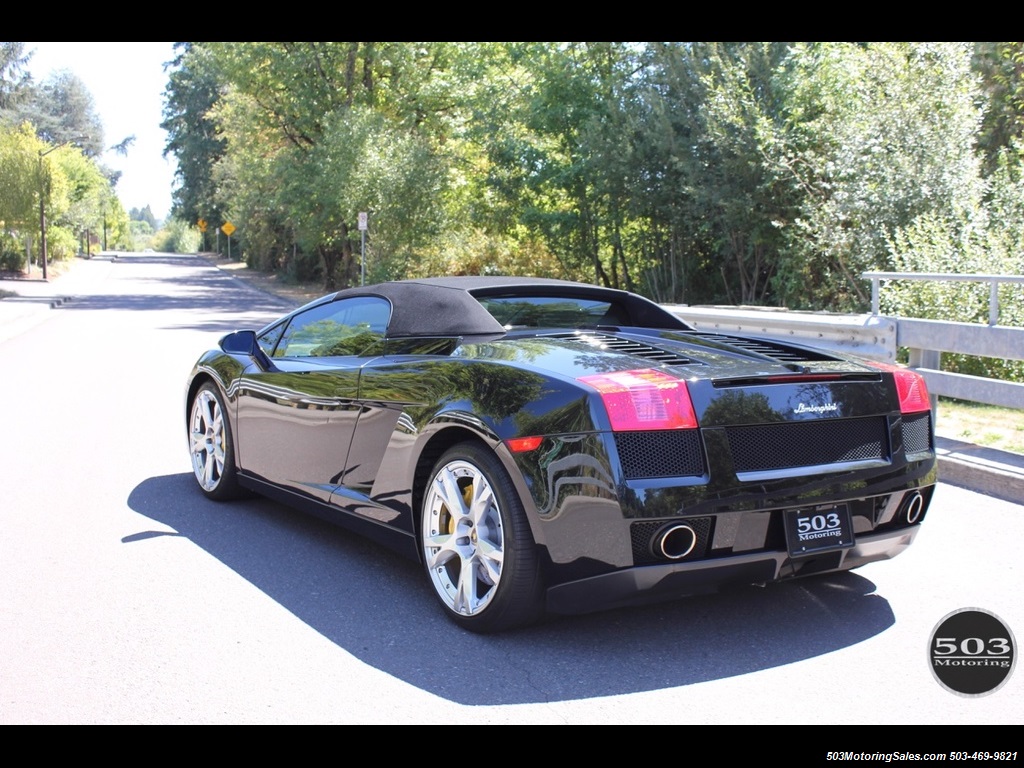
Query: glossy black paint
[{"left": 185, "top": 277, "right": 937, "bottom": 624}]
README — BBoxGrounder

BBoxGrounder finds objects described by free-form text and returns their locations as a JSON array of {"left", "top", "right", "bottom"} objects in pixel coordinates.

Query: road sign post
[{"left": 222, "top": 221, "right": 236, "bottom": 260}]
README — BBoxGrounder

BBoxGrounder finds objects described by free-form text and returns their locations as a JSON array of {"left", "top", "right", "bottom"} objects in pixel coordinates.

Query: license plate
[{"left": 784, "top": 503, "right": 854, "bottom": 557}]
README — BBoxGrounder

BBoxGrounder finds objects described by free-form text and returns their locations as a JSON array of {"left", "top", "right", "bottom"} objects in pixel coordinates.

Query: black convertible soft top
[{"left": 319, "top": 276, "right": 690, "bottom": 338}]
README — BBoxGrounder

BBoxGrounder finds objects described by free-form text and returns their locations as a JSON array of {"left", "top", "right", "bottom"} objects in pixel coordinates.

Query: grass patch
[{"left": 935, "top": 398, "right": 1024, "bottom": 454}]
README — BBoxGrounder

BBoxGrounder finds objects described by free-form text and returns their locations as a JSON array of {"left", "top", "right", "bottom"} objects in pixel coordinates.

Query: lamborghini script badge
[{"left": 794, "top": 402, "right": 839, "bottom": 415}]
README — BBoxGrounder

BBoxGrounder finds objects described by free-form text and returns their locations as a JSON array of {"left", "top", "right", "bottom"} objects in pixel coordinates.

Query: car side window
[
  {"left": 273, "top": 297, "right": 391, "bottom": 358},
  {"left": 257, "top": 323, "right": 286, "bottom": 356}
]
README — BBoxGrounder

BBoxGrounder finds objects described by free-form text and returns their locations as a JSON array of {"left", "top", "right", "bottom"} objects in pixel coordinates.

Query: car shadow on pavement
[{"left": 128, "top": 473, "right": 895, "bottom": 706}]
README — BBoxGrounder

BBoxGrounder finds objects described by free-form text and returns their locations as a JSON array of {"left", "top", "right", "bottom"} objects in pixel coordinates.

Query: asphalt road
[{"left": 1, "top": 253, "right": 1021, "bottom": 725}]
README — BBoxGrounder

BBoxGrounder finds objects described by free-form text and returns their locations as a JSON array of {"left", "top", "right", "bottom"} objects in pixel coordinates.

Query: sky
[{"left": 24, "top": 41, "right": 178, "bottom": 221}]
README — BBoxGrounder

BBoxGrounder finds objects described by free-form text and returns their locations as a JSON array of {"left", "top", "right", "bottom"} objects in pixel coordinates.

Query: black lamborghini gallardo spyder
[{"left": 186, "top": 277, "right": 936, "bottom": 632}]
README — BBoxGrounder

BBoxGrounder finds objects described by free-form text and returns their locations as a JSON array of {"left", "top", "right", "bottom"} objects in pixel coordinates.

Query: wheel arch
[
  {"left": 186, "top": 373, "right": 245, "bottom": 501},
  {"left": 409, "top": 421, "right": 546, "bottom": 565},
  {"left": 184, "top": 350, "right": 248, "bottom": 429},
  {"left": 413, "top": 429, "right": 546, "bottom": 631},
  {"left": 185, "top": 370, "right": 217, "bottom": 429},
  {"left": 409, "top": 426, "right": 483, "bottom": 557}
]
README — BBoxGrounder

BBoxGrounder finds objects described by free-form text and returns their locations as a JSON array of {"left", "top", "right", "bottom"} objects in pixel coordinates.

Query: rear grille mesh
[
  {"left": 726, "top": 417, "right": 888, "bottom": 473},
  {"left": 901, "top": 412, "right": 932, "bottom": 454},
  {"left": 615, "top": 430, "right": 705, "bottom": 479},
  {"left": 613, "top": 415, "right": 924, "bottom": 481}
]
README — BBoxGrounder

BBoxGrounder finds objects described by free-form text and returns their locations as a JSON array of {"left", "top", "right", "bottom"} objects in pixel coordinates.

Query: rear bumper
[{"left": 545, "top": 524, "right": 920, "bottom": 615}]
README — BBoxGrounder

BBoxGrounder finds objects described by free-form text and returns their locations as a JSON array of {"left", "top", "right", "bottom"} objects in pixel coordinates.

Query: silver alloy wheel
[
  {"left": 190, "top": 388, "right": 227, "bottom": 492},
  {"left": 422, "top": 458, "right": 505, "bottom": 617}
]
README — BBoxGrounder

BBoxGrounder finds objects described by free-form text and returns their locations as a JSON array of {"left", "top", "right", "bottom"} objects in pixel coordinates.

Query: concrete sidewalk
[
  {"left": 2, "top": 255, "right": 1022, "bottom": 505},
  {"left": 0, "top": 265, "right": 83, "bottom": 343}
]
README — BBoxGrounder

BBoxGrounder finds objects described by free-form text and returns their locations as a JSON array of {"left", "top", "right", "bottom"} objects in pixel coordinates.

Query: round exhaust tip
[
  {"left": 904, "top": 491, "right": 924, "bottom": 524},
  {"left": 655, "top": 524, "right": 698, "bottom": 560}
]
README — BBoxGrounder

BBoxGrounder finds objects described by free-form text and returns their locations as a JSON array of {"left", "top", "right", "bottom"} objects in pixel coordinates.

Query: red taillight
[
  {"left": 578, "top": 369, "right": 698, "bottom": 431},
  {"left": 867, "top": 362, "right": 932, "bottom": 414}
]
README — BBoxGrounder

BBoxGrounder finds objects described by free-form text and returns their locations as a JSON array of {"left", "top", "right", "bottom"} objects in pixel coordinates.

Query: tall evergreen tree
[
  {"left": 0, "top": 41, "right": 33, "bottom": 120},
  {"left": 25, "top": 71, "right": 105, "bottom": 156},
  {"left": 162, "top": 42, "right": 227, "bottom": 231}
]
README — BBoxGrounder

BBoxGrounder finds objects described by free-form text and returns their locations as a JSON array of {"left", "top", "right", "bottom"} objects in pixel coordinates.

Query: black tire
[
  {"left": 188, "top": 381, "right": 242, "bottom": 501},
  {"left": 420, "top": 441, "right": 544, "bottom": 633}
]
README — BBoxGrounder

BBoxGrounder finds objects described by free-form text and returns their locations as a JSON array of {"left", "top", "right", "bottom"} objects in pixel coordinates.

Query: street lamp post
[
  {"left": 38, "top": 137, "right": 87, "bottom": 281},
  {"left": 38, "top": 146, "right": 58, "bottom": 281}
]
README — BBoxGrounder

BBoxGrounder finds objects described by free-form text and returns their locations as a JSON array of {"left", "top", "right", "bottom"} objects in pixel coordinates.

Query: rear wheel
[
  {"left": 188, "top": 382, "right": 241, "bottom": 500},
  {"left": 420, "top": 442, "right": 544, "bottom": 633}
]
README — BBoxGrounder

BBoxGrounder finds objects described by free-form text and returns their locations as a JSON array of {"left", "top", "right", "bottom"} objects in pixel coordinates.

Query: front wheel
[
  {"left": 420, "top": 442, "right": 544, "bottom": 633},
  {"left": 188, "top": 381, "right": 242, "bottom": 500}
]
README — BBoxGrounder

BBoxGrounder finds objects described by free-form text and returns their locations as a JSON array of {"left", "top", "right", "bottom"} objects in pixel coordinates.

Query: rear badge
[{"left": 794, "top": 402, "right": 839, "bottom": 415}]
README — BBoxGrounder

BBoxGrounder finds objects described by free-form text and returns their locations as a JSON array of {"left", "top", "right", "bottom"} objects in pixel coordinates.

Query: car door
[{"left": 234, "top": 296, "right": 390, "bottom": 503}]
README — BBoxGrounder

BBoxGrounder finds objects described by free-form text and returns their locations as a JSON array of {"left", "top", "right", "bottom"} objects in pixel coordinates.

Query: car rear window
[{"left": 477, "top": 296, "right": 631, "bottom": 329}]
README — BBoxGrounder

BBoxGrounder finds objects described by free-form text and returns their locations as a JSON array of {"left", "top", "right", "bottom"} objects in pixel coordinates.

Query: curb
[
  {"left": 199, "top": 255, "right": 303, "bottom": 310},
  {"left": 935, "top": 437, "right": 1024, "bottom": 504}
]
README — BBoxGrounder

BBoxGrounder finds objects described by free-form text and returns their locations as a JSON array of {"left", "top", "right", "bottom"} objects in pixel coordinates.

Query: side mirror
[
  {"left": 219, "top": 330, "right": 274, "bottom": 370},
  {"left": 220, "top": 329, "right": 258, "bottom": 354}
]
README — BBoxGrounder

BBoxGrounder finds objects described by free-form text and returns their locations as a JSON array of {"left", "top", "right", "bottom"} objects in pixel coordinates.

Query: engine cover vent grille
[
  {"left": 686, "top": 332, "right": 834, "bottom": 363},
  {"left": 546, "top": 331, "right": 695, "bottom": 366}
]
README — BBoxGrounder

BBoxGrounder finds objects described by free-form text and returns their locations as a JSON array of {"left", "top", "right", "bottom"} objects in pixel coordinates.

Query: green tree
[
  {"left": 151, "top": 217, "right": 200, "bottom": 253},
  {"left": 130, "top": 204, "right": 158, "bottom": 230},
  {"left": 0, "top": 123, "right": 42, "bottom": 232},
  {"left": 883, "top": 151, "right": 1024, "bottom": 382},
  {"left": 773, "top": 42, "right": 984, "bottom": 310},
  {"left": 162, "top": 42, "right": 227, "bottom": 236},
  {"left": 159, "top": 41, "right": 1024, "bottom": 322},
  {"left": 617, "top": 42, "right": 716, "bottom": 304},
  {"left": 207, "top": 41, "right": 397, "bottom": 284},
  {"left": 56, "top": 145, "right": 117, "bottom": 254},
  {"left": 292, "top": 106, "right": 447, "bottom": 284},
  {"left": 651, "top": 42, "right": 797, "bottom": 305},
  {"left": 39, "top": 141, "right": 109, "bottom": 260},
  {"left": 973, "top": 42, "right": 1024, "bottom": 177},
  {"left": 0, "top": 42, "right": 33, "bottom": 120},
  {"left": 2, "top": 122, "right": 124, "bottom": 265},
  {"left": 23, "top": 70, "right": 105, "bottom": 157},
  {"left": 475, "top": 43, "right": 644, "bottom": 288},
  {"left": 199, "top": 42, "right": 474, "bottom": 289},
  {"left": 100, "top": 196, "right": 131, "bottom": 251}
]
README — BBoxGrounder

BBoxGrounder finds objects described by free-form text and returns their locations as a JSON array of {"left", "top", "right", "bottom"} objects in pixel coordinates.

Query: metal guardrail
[
  {"left": 863, "top": 271, "right": 1024, "bottom": 327},
  {"left": 864, "top": 272, "right": 1024, "bottom": 410},
  {"left": 664, "top": 271, "right": 1024, "bottom": 412},
  {"left": 663, "top": 305, "right": 898, "bottom": 361}
]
